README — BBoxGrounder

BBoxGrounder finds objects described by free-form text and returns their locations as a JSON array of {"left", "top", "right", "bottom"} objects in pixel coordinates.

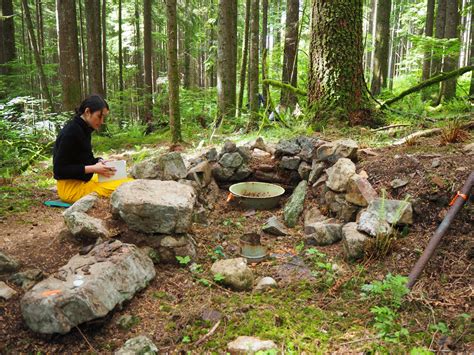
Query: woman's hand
[{"left": 85, "top": 162, "right": 116, "bottom": 177}]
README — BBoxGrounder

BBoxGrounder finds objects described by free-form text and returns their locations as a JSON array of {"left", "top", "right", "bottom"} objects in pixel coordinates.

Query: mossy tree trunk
[
  {"left": 370, "top": 0, "right": 391, "bottom": 96},
  {"left": 281, "top": 0, "right": 299, "bottom": 108},
  {"left": 308, "top": 0, "right": 371, "bottom": 123},
  {"left": 440, "top": 0, "right": 460, "bottom": 101},
  {"left": 247, "top": 0, "right": 259, "bottom": 130},
  {"left": 56, "top": 0, "right": 82, "bottom": 111},
  {"left": 237, "top": 0, "right": 250, "bottom": 116}
]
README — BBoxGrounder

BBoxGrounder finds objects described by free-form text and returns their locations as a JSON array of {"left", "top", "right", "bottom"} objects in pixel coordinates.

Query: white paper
[{"left": 98, "top": 160, "right": 127, "bottom": 182}]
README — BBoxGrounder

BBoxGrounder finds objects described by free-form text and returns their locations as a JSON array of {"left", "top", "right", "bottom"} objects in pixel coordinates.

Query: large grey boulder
[
  {"left": 0, "top": 251, "right": 20, "bottom": 274},
  {"left": 111, "top": 180, "right": 196, "bottom": 234},
  {"left": 21, "top": 240, "right": 155, "bottom": 334},
  {"left": 284, "top": 180, "right": 308, "bottom": 227},
  {"left": 316, "top": 139, "right": 358, "bottom": 163},
  {"left": 227, "top": 336, "right": 278, "bottom": 354},
  {"left": 210, "top": 258, "right": 254, "bottom": 291},
  {"left": 342, "top": 222, "right": 368, "bottom": 260},
  {"left": 131, "top": 152, "right": 187, "bottom": 180},
  {"left": 326, "top": 158, "right": 356, "bottom": 192},
  {"left": 345, "top": 175, "right": 378, "bottom": 207},
  {"left": 305, "top": 222, "right": 343, "bottom": 246},
  {"left": 63, "top": 211, "right": 109, "bottom": 240},
  {"left": 115, "top": 335, "right": 158, "bottom": 355}
]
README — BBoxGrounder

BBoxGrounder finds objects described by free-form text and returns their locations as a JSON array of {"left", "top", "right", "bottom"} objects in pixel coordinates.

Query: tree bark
[
  {"left": 56, "top": 0, "right": 82, "bottom": 111},
  {"left": 78, "top": 0, "right": 88, "bottom": 96},
  {"left": 216, "top": 0, "right": 237, "bottom": 124},
  {"left": 85, "top": 0, "right": 104, "bottom": 97},
  {"left": 134, "top": 0, "right": 144, "bottom": 120},
  {"left": 0, "top": 0, "right": 16, "bottom": 76},
  {"left": 440, "top": 0, "right": 460, "bottom": 100},
  {"left": 247, "top": 0, "right": 260, "bottom": 130},
  {"left": 166, "top": 0, "right": 182, "bottom": 143},
  {"left": 281, "top": 0, "right": 299, "bottom": 108},
  {"left": 144, "top": 0, "right": 153, "bottom": 129},
  {"left": 432, "top": 0, "right": 447, "bottom": 76},
  {"left": 470, "top": 1, "right": 474, "bottom": 97},
  {"left": 101, "top": 0, "right": 107, "bottom": 97},
  {"left": 261, "top": 0, "right": 269, "bottom": 105},
  {"left": 183, "top": 0, "right": 192, "bottom": 89},
  {"left": 421, "top": 0, "right": 435, "bottom": 101},
  {"left": 21, "top": 0, "right": 55, "bottom": 111},
  {"left": 237, "top": 0, "right": 251, "bottom": 116},
  {"left": 370, "top": 0, "right": 391, "bottom": 96},
  {"left": 308, "top": 0, "right": 371, "bottom": 123}
]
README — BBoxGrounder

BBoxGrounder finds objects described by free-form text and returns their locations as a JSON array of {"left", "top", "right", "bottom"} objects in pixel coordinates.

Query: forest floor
[{"left": 0, "top": 133, "right": 473, "bottom": 353}]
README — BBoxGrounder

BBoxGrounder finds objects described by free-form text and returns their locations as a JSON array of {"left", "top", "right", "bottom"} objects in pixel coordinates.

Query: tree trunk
[
  {"left": 101, "top": 0, "right": 107, "bottom": 97},
  {"left": 166, "top": 0, "right": 182, "bottom": 143},
  {"left": 470, "top": 1, "right": 474, "bottom": 97},
  {"left": 85, "top": 0, "right": 104, "bottom": 97},
  {"left": 280, "top": 0, "right": 299, "bottom": 108},
  {"left": 134, "top": 0, "right": 143, "bottom": 121},
  {"left": 421, "top": 0, "right": 435, "bottom": 101},
  {"left": 183, "top": 0, "right": 192, "bottom": 89},
  {"left": 247, "top": 0, "right": 259, "bottom": 130},
  {"left": 56, "top": 0, "right": 82, "bottom": 111},
  {"left": 216, "top": 0, "right": 237, "bottom": 123},
  {"left": 370, "top": 0, "right": 391, "bottom": 96},
  {"left": 432, "top": 0, "right": 447, "bottom": 76},
  {"left": 21, "top": 0, "right": 55, "bottom": 111},
  {"left": 35, "top": 0, "right": 44, "bottom": 60},
  {"left": 78, "top": 0, "right": 88, "bottom": 96},
  {"left": 261, "top": 0, "right": 269, "bottom": 105},
  {"left": 237, "top": 0, "right": 251, "bottom": 116},
  {"left": 308, "top": 0, "right": 371, "bottom": 123},
  {"left": 440, "top": 0, "right": 460, "bottom": 100},
  {"left": 0, "top": 0, "right": 16, "bottom": 76},
  {"left": 366, "top": 0, "right": 376, "bottom": 80},
  {"left": 143, "top": 0, "right": 153, "bottom": 129}
]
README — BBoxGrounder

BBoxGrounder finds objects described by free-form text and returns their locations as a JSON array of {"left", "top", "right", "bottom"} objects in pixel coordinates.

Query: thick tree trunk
[
  {"left": 85, "top": 0, "right": 104, "bottom": 97},
  {"left": 118, "top": 0, "right": 123, "bottom": 93},
  {"left": 78, "top": 0, "right": 88, "bottom": 96},
  {"left": 309, "top": 0, "right": 371, "bottom": 123},
  {"left": 237, "top": 0, "right": 251, "bottom": 116},
  {"left": 440, "top": 0, "right": 460, "bottom": 100},
  {"left": 370, "top": 0, "right": 391, "bottom": 96},
  {"left": 35, "top": 0, "right": 44, "bottom": 60},
  {"left": 143, "top": 0, "right": 153, "bottom": 129},
  {"left": 0, "top": 0, "right": 16, "bottom": 76},
  {"left": 22, "top": 0, "right": 55, "bottom": 111},
  {"left": 166, "top": 0, "right": 182, "bottom": 143},
  {"left": 421, "top": 0, "right": 435, "bottom": 101},
  {"left": 247, "top": 0, "right": 259, "bottom": 130},
  {"left": 281, "top": 0, "right": 299, "bottom": 108},
  {"left": 134, "top": 0, "right": 143, "bottom": 121},
  {"left": 432, "top": 0, "right": 447, "bottom": 76},
  {"left": 470, "top": 2, "right": 474, "bottom": 97},
  {"left": 56, "top": 0, "right": 82, "bottom": 111},
  {"left": 216, "top": 0, "right": 237, "bottom": 123}
]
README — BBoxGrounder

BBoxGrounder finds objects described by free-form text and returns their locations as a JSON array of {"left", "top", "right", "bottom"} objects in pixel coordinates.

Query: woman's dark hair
[{"left": 75, "top": 95, "right": 109, "bottom": 115}]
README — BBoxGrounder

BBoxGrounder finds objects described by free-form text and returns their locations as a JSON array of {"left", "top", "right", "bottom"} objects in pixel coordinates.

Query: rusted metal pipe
[{"left": 407, "top": 171, "right": 474, "bottom": 289}]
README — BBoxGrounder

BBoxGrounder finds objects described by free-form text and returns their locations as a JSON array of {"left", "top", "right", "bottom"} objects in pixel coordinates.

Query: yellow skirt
[{"left": 57, "top": 174, "right": 134, "bottom": 204}]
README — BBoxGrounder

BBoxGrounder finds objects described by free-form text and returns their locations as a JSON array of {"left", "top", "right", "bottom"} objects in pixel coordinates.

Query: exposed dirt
[{"left": 0, "top": 135, "right": 472, "bottom": 353}]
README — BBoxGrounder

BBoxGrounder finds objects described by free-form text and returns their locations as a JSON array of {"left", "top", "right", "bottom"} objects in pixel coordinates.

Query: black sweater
[{"left": 53, "top": 115, "right": 99, "bottom": 181}]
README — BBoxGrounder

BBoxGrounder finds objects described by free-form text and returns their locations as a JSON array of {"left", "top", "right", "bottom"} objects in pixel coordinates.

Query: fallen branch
[
  {"left": 380, "top": 65, "right": 474, "bottom": 109},
  {"left": 392, "top": 121, "right": 474, "bottom": 146},
  {"left": 372, "top": 123, "right": 411, "bottom": 132},
  {"left": 262, "top": 79, "right": 307, "bottom": 96},
  {"left": 194, "top": 320, "right": 221, "bottom": 346}
]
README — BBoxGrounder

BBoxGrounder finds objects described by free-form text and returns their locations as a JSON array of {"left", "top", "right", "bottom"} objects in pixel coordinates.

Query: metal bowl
[{"left": 229, "top": 182, "right": 285, "bottom": 210}]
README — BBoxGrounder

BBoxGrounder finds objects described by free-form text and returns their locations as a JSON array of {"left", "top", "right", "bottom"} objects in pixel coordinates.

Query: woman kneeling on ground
[{"left": 53, "top": 95, "right": 133, "bottom": 203}]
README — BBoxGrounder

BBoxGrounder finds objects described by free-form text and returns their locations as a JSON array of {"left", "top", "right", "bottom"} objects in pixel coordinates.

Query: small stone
[
  {"left": 0, "top": 281, "right": 17, "bottom": 300},
  {"left": 345, "top": 175, "right": 378, "bottom": 207},
  {"left": 357, "top": 210, "right": 392, "bottom": 237},
  {"left": 305, "top": 222, "right": 343, "bottom": 246},
  {"left": 431, "top": 158, "right": 441, "bottom": 168},
  {"left": 237, "top": 146, "right": 252, "bottom": 162},
  {"left": 279, "top": 156, "right": 301, "bottom": 170},
  {"left": 255, "top": 277, "right": 277, "bottom": 291},
  {"left": 116, "top": 314, "right": 139, "bottom": 330},
  {"left": 205, "top": 147, "right": 218, "bottom": 161},
  {"left": 284, "top": 180, "right": 308, "bottom": 228},
  {"left": 262, "top": 216, "right": 288, "bottom": 236},
  {"left": 10, "top": 269, "right": 44, "bottom": 290},
  {"left": 210, "top": 258, "right": 254, "bottom": 291},
  {"left": 0, "top": 251, "right": 20, "bottom": 274},
  {"left": 274, "top": 139, "right": 301, "bottom": 158},
  {"left": 463, "top": 142, "right": 474, "bottom": 155},
  {"left": 390, "top": 178, "right": 409, "bottom": 189},
  {"left": 115, "top": 335, "right": 158, "bottom": 355},
  {"left": 308, "top": 161, "right": 326, "bottom": 184},
  {"left": 227, "top": 336, "right": 278, "bottom": 354},
  {"left": 326, "top": 158, "right": 356, "bottom": 192},
  {"left": 431, "top": 175, "right": 445, "bottom": 189},
  {"left": 222, "top": 140, "right": 237, "bottom": 154},
  {"left": 298, "top": 161, "right": 312, "bottom": 180},
  {"left": 219, "top": 152, "right": 244, "bottom": 169},
  {"left": 342, "top": 223, "right": 368, "bottom": 260}
]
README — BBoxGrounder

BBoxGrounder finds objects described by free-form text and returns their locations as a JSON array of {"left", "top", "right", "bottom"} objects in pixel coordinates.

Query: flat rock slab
[
  {"left": 284, "top": 180, "right": 308, "bottom": 227},
  {"left": 115, "top": 335, "right": 158, "bottom": 355},
  {"left": 275, "top": 256, "right": 316, "bottom": 285},
  {"left": 262, "top": 216, "right": 288, "bottom": 236},
  {"left": 228, "top": 336, "right": 278, "bottom": 354},
  {"left": 0, "top": 281, "right": 17, "bottom": 300},
  {"left": 111, "top": 180, "right": 196, "bottom": 234},
  {"left": 21, "top": 240, "right": 155, "bottom": 334},
  {"left": 210, "top": 258, "right": 254, "bottom": 291}
]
